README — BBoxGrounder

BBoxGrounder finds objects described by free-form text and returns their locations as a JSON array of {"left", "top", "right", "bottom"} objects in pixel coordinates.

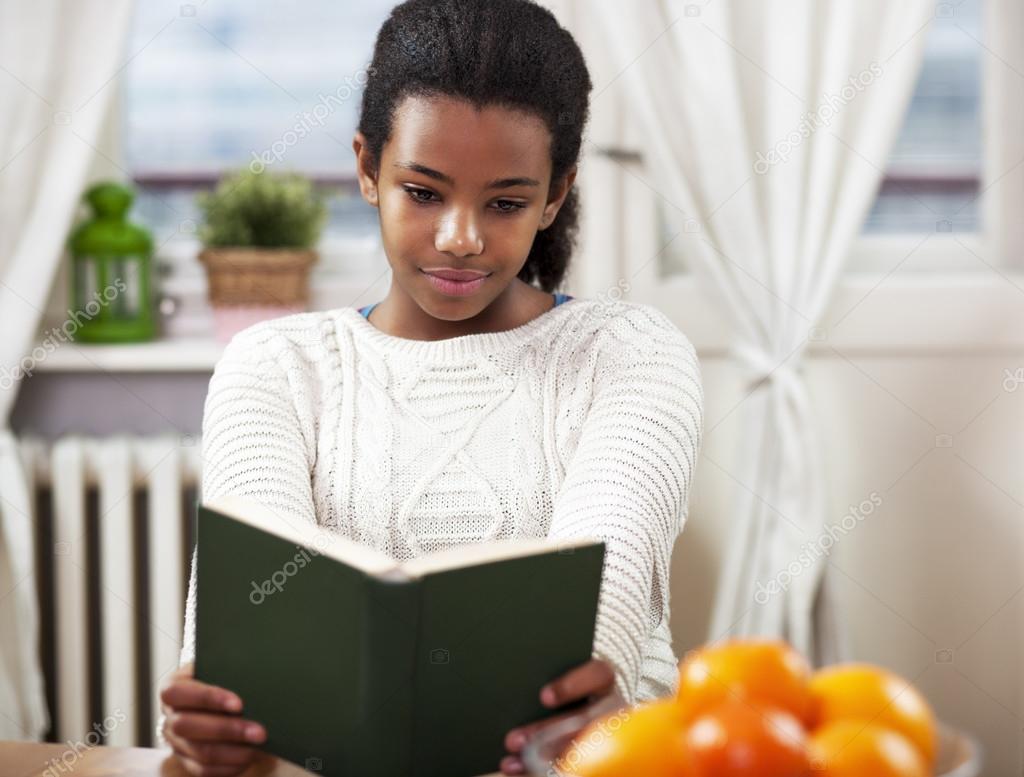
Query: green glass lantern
[{"left": 67, "top": 182, "right": 156, "bottom": 342}]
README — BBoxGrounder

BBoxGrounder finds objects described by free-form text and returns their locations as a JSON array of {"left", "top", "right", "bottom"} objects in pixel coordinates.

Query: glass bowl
[{"left": 521, "top": 701, "right": 983, "bottom": 777}]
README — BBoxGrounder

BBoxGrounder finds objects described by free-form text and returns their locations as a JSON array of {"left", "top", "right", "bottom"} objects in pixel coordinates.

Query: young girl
[{"left": 158, "top": 0, "right": 703, "bottom": 774}]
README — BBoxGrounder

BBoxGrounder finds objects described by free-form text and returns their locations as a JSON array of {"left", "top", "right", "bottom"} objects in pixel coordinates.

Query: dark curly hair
[{"left": 357, "top": 0, "right": 592, "bottom": 293}]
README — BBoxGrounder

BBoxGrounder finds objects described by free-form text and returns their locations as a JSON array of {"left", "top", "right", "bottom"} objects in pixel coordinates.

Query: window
[
  {"left": 654, "top": 0, "right": 998, "bottom": 277},
  {"left": 864, "top": 0, "right": 982, "bottom": 234},
  {"left": 122, "top": 0, "right": 395, "bottom": 287}
]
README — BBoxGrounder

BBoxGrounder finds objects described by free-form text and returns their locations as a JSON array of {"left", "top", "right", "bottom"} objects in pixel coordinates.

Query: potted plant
[{"left": 196, "top": 168, "right": 327, "bottom": 342}]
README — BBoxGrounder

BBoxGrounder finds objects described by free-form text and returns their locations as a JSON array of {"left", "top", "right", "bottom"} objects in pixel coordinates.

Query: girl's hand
[
  {"left": 160, "top": 662, "right": 269, "bottom": 777},
  {"left": 500, "top": 658, "right": 624, "bottom": 775}
]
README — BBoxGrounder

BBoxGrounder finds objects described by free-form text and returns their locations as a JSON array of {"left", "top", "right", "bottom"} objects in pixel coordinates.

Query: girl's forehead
[{"left": 384, "top": 94, "right": 552, "bottom": 183}]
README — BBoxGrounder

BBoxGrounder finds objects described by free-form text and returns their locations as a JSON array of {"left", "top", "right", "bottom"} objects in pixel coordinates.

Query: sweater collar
[{"left": 340, "top": 298, "right": 582, "bottom": 360}]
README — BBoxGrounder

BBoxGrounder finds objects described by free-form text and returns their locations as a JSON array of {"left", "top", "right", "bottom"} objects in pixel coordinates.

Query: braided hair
[{"left": 357, "top": 0, "right": 592, "bottom": 292}]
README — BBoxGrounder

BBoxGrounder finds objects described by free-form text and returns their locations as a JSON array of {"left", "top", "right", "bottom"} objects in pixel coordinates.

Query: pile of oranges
[{"left": 556, "top": 638, "right": 939, "bottom": 777}]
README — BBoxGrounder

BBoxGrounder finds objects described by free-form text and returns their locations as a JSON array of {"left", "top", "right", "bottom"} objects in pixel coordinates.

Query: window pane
[
  {"left": 657, "top": 0, "right": 984, "bottom": 275},
  {"left": 125, "top": 0, "right": 392, "bottom": 175},
  {"left": 862, "top": 0, "right": 982, "bottom": 233},
  {"left": 123, "top": 0, "right": 393, "bottom": 254}
]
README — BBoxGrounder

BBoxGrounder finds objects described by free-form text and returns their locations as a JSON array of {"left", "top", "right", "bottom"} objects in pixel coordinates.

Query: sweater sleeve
[
  {"left": 156, "top": 325, "right": 317, "bottom": 748},
  {"left": 547, "top": 313, "right": 704, "bottom": 706}
]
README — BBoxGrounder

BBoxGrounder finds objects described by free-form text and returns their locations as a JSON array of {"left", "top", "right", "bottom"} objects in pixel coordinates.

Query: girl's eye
[
  {"left": 492, "top": 200, "right": 526, "bottom": 214},
  {"left": 402, "top": 186, "right": 525, "bottom": 214},
  {"left": 404, "top": 187, "right": 437, "bottom": 204}
]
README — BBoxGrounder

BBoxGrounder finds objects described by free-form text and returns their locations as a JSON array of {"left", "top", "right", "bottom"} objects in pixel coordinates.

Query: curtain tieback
[{"left": 729, "top": 342, "right": 806, "bottom": 395}]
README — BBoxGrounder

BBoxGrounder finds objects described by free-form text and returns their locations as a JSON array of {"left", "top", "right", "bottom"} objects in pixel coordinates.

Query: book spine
[{"left": 350, "top": 574, "right": 421, "bottom": 777}]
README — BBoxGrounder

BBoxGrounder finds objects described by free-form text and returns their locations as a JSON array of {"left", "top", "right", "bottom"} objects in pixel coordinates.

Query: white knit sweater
[{"left": 161, "top": 297, "right": 703, "bottom": 744}]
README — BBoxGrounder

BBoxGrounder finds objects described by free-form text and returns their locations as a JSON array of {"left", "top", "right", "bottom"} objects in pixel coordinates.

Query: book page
[
  {"left": 204, "top": 495, "right": 399, "bottom": 576},
  {"left": 205, "top": 496, "right": 601, "bottom": 581},
  {"left": 398, "top": 535, "right": 602, "bottom": 579}
]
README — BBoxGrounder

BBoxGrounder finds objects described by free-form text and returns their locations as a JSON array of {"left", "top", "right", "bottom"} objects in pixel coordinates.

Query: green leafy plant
[{"left": 196, "top": 168, "right": 328, "bottom": 249}]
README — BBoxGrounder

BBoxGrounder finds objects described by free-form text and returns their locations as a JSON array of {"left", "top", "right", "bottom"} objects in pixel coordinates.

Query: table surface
[{"left": 0, "top": 740, "right": 504, "bottom": 777}]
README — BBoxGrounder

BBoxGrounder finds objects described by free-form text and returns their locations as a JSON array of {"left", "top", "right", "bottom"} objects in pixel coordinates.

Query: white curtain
[
  {"left": 592, "top": 0, "right": 933, "bottom": 665},
  {"left": 0, "top": 1, "right": 134, "bottom": 739}
]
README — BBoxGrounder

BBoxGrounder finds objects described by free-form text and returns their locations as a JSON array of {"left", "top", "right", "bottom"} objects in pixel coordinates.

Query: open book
[{"left": 193, "top": 496, "right": 606, "bottom": 777}]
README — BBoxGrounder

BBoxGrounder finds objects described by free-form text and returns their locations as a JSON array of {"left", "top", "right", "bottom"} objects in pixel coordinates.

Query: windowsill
[
  {"left": 642, "top": 271, "right": 1024, "bottom": 356},
  {"left": 31, "top": 270, "right": 1024, "bottom": 374},
  {"left": 35, "top": 337, "right": 226, "bottom": 373},
  {"left": 31, "top": 268, "right": 393, "bottom": 374}
]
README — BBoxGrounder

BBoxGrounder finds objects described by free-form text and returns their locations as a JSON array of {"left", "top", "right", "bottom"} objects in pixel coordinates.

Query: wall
[{"left": 671, "top": 351, "right": 1022, "bottom": 777}]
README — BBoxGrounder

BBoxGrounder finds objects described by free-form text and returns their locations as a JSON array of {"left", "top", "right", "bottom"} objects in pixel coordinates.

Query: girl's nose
[{"left": 434, "top": 208, "right": 484, "bottom": 257}]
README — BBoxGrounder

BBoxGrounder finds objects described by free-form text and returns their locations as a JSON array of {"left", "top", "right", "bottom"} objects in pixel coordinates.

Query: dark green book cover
[{"left": 193, "top": 496, "right": 606, "bottom": 777}]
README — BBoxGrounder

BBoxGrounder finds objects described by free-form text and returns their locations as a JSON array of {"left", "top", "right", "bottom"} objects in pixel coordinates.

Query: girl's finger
[
  {"left": 540, "top": 658, "right": 616, "bottom": 708},
  {"left": 163, "top": 721, "right": 260, "bottom": 776},
  {"left": 164, "top": 722, "right": 250, "bottom": 761},
  {"left": 161, "top": 679, "right": 244, "bottom": 713},
  {"left": 500, "top": 754, "right": 526, "bottom": 774},
  {"left": 504, "top": 706, "right": 586, "bottom": 753},
  {"left": 166, "top": 711, "right": 266, "bottom": 744}
]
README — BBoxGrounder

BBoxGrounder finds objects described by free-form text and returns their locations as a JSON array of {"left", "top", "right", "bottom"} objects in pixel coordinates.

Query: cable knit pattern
[{"left": 156, "top": 297, "right": 703, "bottom": 747}]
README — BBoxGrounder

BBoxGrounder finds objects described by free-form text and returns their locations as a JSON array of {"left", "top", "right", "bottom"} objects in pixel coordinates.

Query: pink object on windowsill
[{"left": 211, "top": 305, "right": 306, "bottom": 343}]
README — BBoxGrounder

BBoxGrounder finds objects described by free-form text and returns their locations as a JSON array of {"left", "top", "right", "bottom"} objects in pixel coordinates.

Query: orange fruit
[
  {"left": 685, "top": 698, "right": 811, "bottom": 777},
  {"left": 808, "top": 663, "right": 937, "bottom": 766},
  {"left": 808, "top": 720, "right": 929, "bottom": 777},
  {"left": 676, "top": 638, "right": 813, "bottom": 725},
  {"left": 556, "top": 697, "right": 694, "bottom": 777}
]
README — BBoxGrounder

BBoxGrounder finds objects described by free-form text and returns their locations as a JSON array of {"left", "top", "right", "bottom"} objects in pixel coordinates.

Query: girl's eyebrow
[{"left": 394, "top": 161, "right": 540, "bottom": 189}]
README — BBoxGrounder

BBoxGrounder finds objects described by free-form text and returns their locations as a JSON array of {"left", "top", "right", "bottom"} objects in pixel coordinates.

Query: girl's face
[{"left": 353, "top": 94, "right": 576, "bottom": 335}]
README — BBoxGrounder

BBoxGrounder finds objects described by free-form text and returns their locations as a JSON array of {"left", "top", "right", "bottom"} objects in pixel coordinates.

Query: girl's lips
[
  {"left": 422, "top": 270, "right": 490, "bottom": 297},
  {"left": 422, "top": 268, "right": 490, "bottom": 281}
]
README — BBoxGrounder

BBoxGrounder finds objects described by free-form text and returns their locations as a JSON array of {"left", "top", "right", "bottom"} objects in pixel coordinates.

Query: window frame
[{"left": 847, "top": 0, "right": 1017, "bottom": 273}]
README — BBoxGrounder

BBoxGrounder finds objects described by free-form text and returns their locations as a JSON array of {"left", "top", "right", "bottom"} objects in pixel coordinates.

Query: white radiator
[{"left": 17, "top": 435, "right": 202, "bottom": 747}]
